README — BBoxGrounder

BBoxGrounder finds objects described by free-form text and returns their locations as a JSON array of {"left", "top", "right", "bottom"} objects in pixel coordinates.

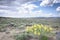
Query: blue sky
[
  {"left": 32, "top": 1, "right": 60, "bottom": 14},
  {"left": 0, "top": 0, "right": 60, "bottom": 18}
]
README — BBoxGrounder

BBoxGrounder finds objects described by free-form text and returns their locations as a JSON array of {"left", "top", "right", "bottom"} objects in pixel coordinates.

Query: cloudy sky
[{"left": 0, "top": 0, "right": 60, "bottom": 18}]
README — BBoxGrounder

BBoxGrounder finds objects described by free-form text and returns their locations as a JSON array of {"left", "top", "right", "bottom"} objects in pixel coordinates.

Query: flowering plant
[{"left": 26, "top": 24, "right": 53, "bottom": 36}]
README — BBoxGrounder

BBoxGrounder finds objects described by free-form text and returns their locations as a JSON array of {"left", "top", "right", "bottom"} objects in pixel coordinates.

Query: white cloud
[
  {"left": 0, "top": 3, "right": 59, "bottom": 18},
  {"left": 53, "top": 0, "right": 60, "bottom": 3},
  {"left": 40, "top": 0, "right": 60, "bottom": 7},
  {"left": 0, "top": 1, "right": 60, "bottom": 18},
  {"left": 0, "top": 0, "right": 42, "bottom": 6},
  {"left": 56, "top": 6, "right": 60, "bottom": 12},
  {"left": 21, "top": 3, "right": 38, "bottom": 11},
  {"left": 40, "top": 0, "right": 54, "bottom": 7},
  {"left": 32, "top": 11, "right": 58, "bottom": 17},
  {"left": 29, "top": 10, "right": 42, "bottom": 17},
  {"left": 16, "top": 3, "right": 39, "bottom": 17},
  {"left": 0, "top": 5, "right": 9, "bottom": 8},
  {"left": 32, "top": 11, "right": 60, "bottom": 17},
  {"left": 0, "top": 3, "right": 39, "bottom": 18}
]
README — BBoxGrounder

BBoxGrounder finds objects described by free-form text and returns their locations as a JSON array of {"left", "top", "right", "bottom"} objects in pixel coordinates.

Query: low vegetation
[
  {"left": 0, "top": 17, "right": 60, "bottom": 40},
  {"left": 14, "top": 24, "right": 54, "bottom": 40}
]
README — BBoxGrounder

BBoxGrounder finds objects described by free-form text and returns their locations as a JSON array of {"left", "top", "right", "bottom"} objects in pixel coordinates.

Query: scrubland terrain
[{"left": 0, "top": 17, "right": 60, "bottom": 40}]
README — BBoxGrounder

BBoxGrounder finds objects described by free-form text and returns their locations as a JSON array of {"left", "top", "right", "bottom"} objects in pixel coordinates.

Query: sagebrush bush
[
  {"left": 39, "top": 35, "right": 48, "bottom": 40},
  {"left": 14, "top": 33, "right": 30, "bottom": 40}
]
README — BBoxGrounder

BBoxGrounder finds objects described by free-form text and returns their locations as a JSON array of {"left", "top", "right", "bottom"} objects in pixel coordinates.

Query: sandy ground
[{"left": 0, "top": 32, "right": 14, "bottom": 40}]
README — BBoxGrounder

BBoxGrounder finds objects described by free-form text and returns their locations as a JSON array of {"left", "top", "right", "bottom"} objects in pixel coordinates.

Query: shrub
[
  {"left": 0, "top": 26, "right": 6, "bottom": 32},
  {"left": 25, "top": 24, "right": 54, "bottom": 40},
  {"left": 26, "top": 24, "right": 53, "bottom": 36},
  {"left": 39, "top": 35, "right": 48, "bottom": 40},
  {"left": 14, "top": 33, "right": 31, "bottom": 40}
]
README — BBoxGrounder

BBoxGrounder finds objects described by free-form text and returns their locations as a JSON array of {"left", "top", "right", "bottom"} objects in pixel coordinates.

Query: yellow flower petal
[
  {"left": 37, "top": 32, "right": 40, "bottom": 35},
  {"left": 34, "top": 31, "right": 37, "bottom": 35},
  {"left": 49, "top": 27, "right": 53, "bottom": 30}
]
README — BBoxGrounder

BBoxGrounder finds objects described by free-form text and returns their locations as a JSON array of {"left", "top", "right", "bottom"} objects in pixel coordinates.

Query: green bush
[
  {"left": 0, "top": 26, "right": 6, "bottom": 32},
  {"left": 14, "top": 33, "right": 30, "bottom": 40},
  {"left": 39, "top": 36, "right": 48, "bottom": 40}
]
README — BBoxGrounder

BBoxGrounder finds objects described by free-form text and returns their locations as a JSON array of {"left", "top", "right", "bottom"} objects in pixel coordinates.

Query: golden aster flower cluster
[{"left": 26, "top": 24, "right": 53, "bottom": 36}]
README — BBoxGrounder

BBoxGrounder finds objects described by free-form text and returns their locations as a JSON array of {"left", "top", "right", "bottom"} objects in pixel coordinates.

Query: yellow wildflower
[
  {"left": 37, "top": 32, "right": 40, "bottom": 35},
  {"left": 37, "top": 24, "right": 41, "bottom": 28},
  {"left": 26, "top": 24, "right": 53, "bottom": 36},
  {"left": 46, "top": 29, "right": 50, "bottom": 32},
  {"left": 34, "top": 31, "right": 37, "bottom": 35},
  {"left": 44, "top": 26, "right": 48, "bottom": 30},
  {"left": 49, "top": 27, "right": 53, "bottom": 31},
  {"left": 26, "top": 27, "right": 29, "bottom": 31},
  {"left": 33, "top": 25, "right": 37, "bottom": 28},
  {"left": 41, "top": 24, "right": 43, "bottom": 27}
]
